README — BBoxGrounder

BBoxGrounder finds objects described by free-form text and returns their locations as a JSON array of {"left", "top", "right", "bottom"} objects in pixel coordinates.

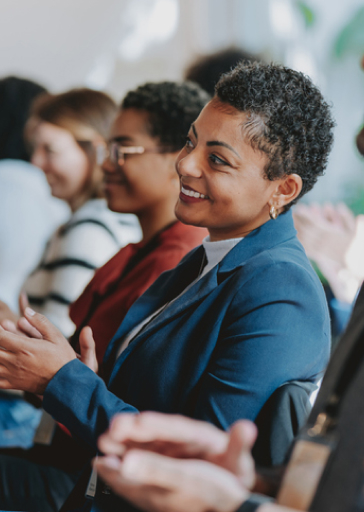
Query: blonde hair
[{"left": 26, "top": 88, "right": 117, "bottom": 209}]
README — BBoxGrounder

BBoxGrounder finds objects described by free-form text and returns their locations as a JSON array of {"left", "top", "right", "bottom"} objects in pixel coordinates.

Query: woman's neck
[
  {"left": 138, "top": 202, "right": 177, "bottom": 244},
  {"left": 67, "top": 194, "right": 90, "bottom": 213}
]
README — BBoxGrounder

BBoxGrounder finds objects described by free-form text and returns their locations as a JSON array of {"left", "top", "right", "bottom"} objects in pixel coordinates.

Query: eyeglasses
[{"left": 105, "top": 141, "right": 176, "bottom": 166}]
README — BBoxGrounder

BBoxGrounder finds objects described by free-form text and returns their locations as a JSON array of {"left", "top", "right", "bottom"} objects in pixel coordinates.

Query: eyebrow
[
  {"left": 110, "top": 136, "right": 134, "bottom": 143},
  {"left": 190, "top": 123, "right": 240, "bottom": 159},
  {"left": 206, "top": 140, "right": 240, "bottom": 158}
]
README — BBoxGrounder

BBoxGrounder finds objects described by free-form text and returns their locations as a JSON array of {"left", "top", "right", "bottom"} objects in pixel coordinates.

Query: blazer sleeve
[
  {"left": 43, "top": 359, "right": 138, "bottom": 450},
  {"left": 43, "top": 261, "right": 330, "bottom": 447},
  {"left": 190, "top": 260, "right": 330, "bottom": 428}
]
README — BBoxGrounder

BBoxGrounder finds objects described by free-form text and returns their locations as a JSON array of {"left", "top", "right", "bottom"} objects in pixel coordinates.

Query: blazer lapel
[
  {"left": 218, "top": 210, "right": 297, "bottom": 275},
  {"left": 105, "top": 211, "right": 297, "bottom": 383},
  {"left": 103, "top": 246, "right": 205, "bottom": 375},
  {"left": 107, "top": 264, "right": 219, "bottom": 385}
]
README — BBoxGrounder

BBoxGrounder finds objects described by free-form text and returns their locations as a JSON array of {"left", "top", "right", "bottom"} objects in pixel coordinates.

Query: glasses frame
[{"left": 106, "top": 141, "right": 177, "bottom": 166}]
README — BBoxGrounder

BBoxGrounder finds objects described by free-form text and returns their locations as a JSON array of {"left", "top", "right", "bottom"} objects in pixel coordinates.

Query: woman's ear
[{"left": 270, "top": 174, "right": 303, "bottom": 211}]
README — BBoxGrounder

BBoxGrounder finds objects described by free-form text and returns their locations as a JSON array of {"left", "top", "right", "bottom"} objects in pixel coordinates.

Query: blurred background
[{"left": 2, "top": 0, "right": 364, "bottom": 206}]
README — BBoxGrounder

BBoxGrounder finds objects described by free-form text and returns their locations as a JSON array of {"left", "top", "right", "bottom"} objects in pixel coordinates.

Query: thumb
[
  {"left": 23, "top": 307, "right": 64, "bottom": 342},
  {"left": 223, "top": 420, "right": 257, "bottom": 489},
  {"left": 79, "top": 326, "right": 99, "bottom": 373},
  {"left": 19, "top": 292, "right": 29, "bottom": 316}
]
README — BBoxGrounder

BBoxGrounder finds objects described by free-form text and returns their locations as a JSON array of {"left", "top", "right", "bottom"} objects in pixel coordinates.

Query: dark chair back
[{"left": 252, "top": 381, "right": 315, "bottom": 467}]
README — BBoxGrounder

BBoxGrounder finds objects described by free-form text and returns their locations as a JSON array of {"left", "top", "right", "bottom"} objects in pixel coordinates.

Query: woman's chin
[
  {"left": 50, "top": 188, "right": 65, "bottom": 201},
  {"left": 174, "top": 203, "right": 204, "bottom": 228}
]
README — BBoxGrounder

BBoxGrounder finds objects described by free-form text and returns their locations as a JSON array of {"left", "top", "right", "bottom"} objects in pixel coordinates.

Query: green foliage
[
  {"left": 294, "top": 0, "right": 316, "bottom": 28},
  {"left": 344, "top": 184, "right": 364, "bottom": 215},
  {"left": 334, "top": 6, "right": 364, "bottom": 58},
  {"left": 311, "top": 261, "right": 328, "bottom": 286}
]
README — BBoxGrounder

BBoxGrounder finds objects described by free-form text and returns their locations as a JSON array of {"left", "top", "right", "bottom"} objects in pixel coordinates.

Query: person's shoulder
[
  {"left": 0, "top": 159, "right": 49, "bottom": 193},
  {"left": 227, "top": 235, "right": 326, "bottom": 313},
  {"left": 0, "top": 158, "right": 40, "bottom": 174},
  {"left": 241, "top": 244, "right": 322, "bottom": 291},
  {"left": 67, "top": 199, "right": 141, "bottom": 244},
  {"left": 68, "top": 198, "right": 111, "bottom": 222},
  {"left": 0, "top": 160, "right": 69, "bottom": 228}
]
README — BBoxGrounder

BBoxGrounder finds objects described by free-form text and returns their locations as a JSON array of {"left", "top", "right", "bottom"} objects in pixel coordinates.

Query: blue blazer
[{"left": 44, "top": 211, "right": 330, "bottom": 454}]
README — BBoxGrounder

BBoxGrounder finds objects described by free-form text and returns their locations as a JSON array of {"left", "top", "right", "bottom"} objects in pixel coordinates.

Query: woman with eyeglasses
[
  {"left": 68, "top": 82, "right": 209, "bottom": 363},
  {"left": 0, "top": 82, "right": 208, "bottom": 512},
  {"left": 0, "top": 88, "right": 141, "bottom": 338},
  {"left": 0, "top": 65, "right": 334, "bottom": 512}
]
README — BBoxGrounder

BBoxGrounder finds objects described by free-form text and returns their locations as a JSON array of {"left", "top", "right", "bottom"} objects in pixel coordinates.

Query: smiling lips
[
  {"left": 181, "top": 185, "right": 208, "bottom": 200},
  {"left": 103, "top": 176, "right": 126, "bottom": 187}
]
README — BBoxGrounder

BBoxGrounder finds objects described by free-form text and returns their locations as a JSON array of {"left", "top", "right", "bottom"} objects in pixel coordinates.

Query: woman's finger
[
  {"left": 17, "top": 317, "right": 43, "bottom": 339},
  {"left": 223, "top": 420, "right": 257, "bottom": 488},
  {"left": 102, "top": 412, "right": 228, "bottom": 458},
  {"left": 18, "top": 292, "right": 29, "bottom": 316},
  {"left": 0, "top": 328, "right": 27, "bottom": 353},
  {"left": 0, "top": 319, "right": 20, "bottom": 335},
  {"left": 79, "top": 326, "right": 99, "bottom": 373},
  {"left": 95, "top": 449, "right": 248, "bottom": 512},
  {"left": 23, "top": 308, "right": 63, "bottom": 342}
]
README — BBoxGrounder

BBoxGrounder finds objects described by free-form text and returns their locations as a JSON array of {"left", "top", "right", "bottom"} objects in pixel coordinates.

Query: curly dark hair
[
  {"left": 121, "top": 81, "right": 210, "bottom": 151},
  {"left": 215, "top": 61, "right": 335, "bottom": 210}
]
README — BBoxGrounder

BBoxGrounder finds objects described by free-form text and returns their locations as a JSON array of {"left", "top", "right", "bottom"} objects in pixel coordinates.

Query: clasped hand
[{"left": 0, "top": 307, "right": 97, "bottom": 394}]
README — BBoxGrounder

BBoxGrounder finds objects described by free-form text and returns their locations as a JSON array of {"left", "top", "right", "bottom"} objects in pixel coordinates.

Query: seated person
[
  {"left": 293, "top": 95, "right": 364, "bottom": 334},
  {"left": 0, "top": 81, "right": 209, "bottom": 512},
  {"left": 94, "top": 76, "right": 364, "bottom": 512},
  {"left": 95, "top": 281, "right": 364, "bottom": 512},
  {"left": 0, "top": 88, "right": 141, "bottom": 337},
  {"left": 0, "top": 61, "right": 334, "bottom": 512},
  {"left": 0, "top": 87, "right": 141, "bottom": 454},
  {"left": 293, "top": 123, "right": 364, "bottom": 338},
  {"left": 293, "top": 56, "right": 364, "bottom": 319},
  {"left": 68, "top": 81, "right": 210, "bottom": 362},
  {"left": 0, "top": 76, "right": 68, "bottom": 313},
  {"left": 293, "top": 202, "right": 357, "bottom": 340}
]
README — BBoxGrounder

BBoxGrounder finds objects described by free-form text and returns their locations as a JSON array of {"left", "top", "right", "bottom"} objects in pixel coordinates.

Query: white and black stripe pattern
[{"left": 23, "top": 199, "right": 141, "bottom": 337}]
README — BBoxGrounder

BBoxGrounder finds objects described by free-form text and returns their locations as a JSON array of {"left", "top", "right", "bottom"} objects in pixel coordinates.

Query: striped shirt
[{"left": 22, "top": 199, "right": 141, "bottom": 337}]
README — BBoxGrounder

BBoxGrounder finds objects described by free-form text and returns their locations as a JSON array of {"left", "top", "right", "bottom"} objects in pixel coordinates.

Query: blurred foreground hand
[
  {"left": 94, "top": 412, "right": 258, "bottom": 512},
  {"left": 293, "top": 203, "right": 363, "bottom": 303}
]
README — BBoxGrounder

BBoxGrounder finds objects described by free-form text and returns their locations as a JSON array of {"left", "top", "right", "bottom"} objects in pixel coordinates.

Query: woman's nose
[
  {"left": 102, "top": 155, "right": 118, "bottom": 174},
  {"left": 176, "top": 151, "right": 202, "bottom": 178}
]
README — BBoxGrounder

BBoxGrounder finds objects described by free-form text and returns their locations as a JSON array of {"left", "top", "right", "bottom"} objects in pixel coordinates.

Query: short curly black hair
[
  {"left": 121, "top": 81, "right": 210, "bottom": 151},
  {"left": 215, "top": 62, "right": 335, "bottom": 210}
]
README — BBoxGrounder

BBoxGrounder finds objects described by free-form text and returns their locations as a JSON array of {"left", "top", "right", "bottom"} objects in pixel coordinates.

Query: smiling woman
[
  {"left": 17, "top": 89, "right": 141, "bottom": 337},
  {"left": 175, "top": 103, "right": 301, "bottom": 240},
  {"left": 0, "top": 63, "right": 335, "bottom": 512}
]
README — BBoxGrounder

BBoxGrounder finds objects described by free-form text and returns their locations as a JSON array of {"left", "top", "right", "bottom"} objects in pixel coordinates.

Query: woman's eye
[
  {"left": 45, "top": 147, "right": 58, "bottom": 155},
  {"left": 185, "top": 137, "right": 194, "bottom": 150},
  {"left": 209, "top": 154, "right": 228, "bottom": 166}
]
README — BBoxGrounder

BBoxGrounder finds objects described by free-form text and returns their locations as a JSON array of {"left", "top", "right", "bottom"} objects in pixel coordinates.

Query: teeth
[{"left": 181, "top": 186, "right": 208, "bottom": 199}]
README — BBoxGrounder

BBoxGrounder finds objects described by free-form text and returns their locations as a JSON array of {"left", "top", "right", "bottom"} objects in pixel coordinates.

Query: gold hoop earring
[{"left": 269, "top": 205, "right": 278, "bottom": 220}]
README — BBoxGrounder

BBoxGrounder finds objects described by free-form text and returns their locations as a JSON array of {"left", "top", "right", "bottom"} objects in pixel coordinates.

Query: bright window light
[
  {"left": 119, "top": 0, "right": 179, "bottom": 61},
  {"left": 269, "top": 0, "right": 298, "bottom": 40}
]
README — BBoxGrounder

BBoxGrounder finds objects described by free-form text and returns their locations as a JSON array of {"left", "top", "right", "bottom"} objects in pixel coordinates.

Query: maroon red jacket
[{"left": 70, "top": 221, "right": 207, "bottom": 364}]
